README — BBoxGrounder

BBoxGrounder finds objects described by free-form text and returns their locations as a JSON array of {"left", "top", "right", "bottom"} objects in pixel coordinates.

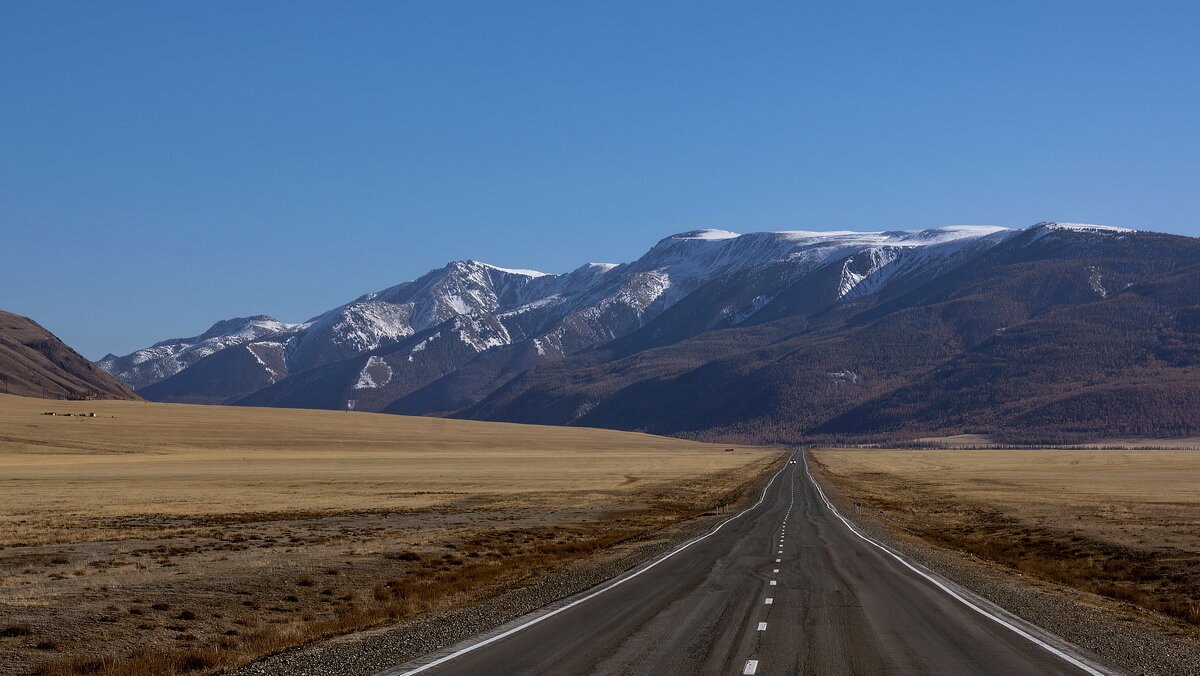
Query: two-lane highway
[{"left": 383, "top": 452, "right": 1116, "bottom": 675}]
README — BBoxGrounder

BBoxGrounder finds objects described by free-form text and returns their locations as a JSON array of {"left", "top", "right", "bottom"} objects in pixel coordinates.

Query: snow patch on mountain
[
  {"left": 828, "top": 370, "right": 859, "bottom": 384},
  {"left": 727, "top": 294, "right": 775, "bottom": 325},
  {"left": 673, "top": 229, "right": 740, "bottom": 240},
  {"left": 246, "top": 342, "right": 286, "bottom": 383},
  {"left": 407, "top": 332, "right": 439, "bottom": 361},
  {"left": 1041, "top": 222, "right": 1134, "bottom": 233},
  {"left": 454, "top": 315, "right": 511, "bottom": 351},
  {"left": 838, "top": 248, "right": 902, "bottom": 298},
  {"left": 1089, "top": 267, "right": 1109, "bottom": 298},
  {"left": 896, "top": 225, "right": 1013, "bottom": 244},
  {"left": 312, "top": 302, "right": 414, "bottom": 354},
  {"left": 354, "top": 356, "right": 393, "bottom": 389},
  {"left": 477, "top": 261, "right": 548, "bottom": 277},
  {"left": 1027, "top": 222, "right": 1136, "bottom": 245},
  {"left": 497, "top": 295, "right": 564, "bottom": 318}
]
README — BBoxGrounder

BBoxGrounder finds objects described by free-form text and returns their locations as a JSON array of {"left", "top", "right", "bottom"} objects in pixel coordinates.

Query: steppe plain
[{"left": 0, "top": 394, "right": 782, "bottom": 675}]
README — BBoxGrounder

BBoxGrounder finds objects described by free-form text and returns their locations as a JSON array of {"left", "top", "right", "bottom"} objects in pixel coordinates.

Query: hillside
[{"left": 0, "top": 311, "right": 138, "bottom": 400}]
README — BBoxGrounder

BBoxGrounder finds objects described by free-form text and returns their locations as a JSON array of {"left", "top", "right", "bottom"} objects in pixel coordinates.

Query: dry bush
[
  {"left": 29, "top": 520, "right": 703, "bottom": 675},
  {"left": 2, "top": 622, "right": 33, "bottom": 637}
]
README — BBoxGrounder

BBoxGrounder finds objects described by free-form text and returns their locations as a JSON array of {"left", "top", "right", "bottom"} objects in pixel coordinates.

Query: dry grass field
[
  {"left": 0, "top": 394, "right": 783, "bottom": 675},
  {"left": 812, "top": 448, "right": 1200, "bottom": 632}
]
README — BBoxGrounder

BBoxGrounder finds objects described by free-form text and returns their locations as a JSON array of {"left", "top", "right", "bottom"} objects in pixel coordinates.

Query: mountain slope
[
  {"left": 102, "top": 222, "right": 1200, "bottom": 444},
  {"left": 111, "top": 226, "right": 1014, "bottom": 411},
  {"left": 0, "top": 311, "right": 139, "bottom": 400},
  {"left": 98, "top": 316, "right": 295, "bottom": 391},
  {"left": 461, "top": 224, "right": 1200, "bottom": 443}
]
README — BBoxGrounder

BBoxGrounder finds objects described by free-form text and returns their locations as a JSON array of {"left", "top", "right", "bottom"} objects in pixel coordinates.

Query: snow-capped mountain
[
  {"left": 104, "top": 221, "right": 1187, "bottom": 429},
  {"left": 460, "top": 221, "right": 1200, "bottom": 445},
  {"left": 98, "top": 315, "right": 296, "bottom": 390}
]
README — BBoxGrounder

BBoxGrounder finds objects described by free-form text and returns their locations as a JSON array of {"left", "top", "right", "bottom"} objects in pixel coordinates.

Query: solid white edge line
[
  {"left": 392, "top": 457, "right": 792, "bottom": 675},
  {"left": 801, "top": 452, "right": 1107, "bottom": 676}
]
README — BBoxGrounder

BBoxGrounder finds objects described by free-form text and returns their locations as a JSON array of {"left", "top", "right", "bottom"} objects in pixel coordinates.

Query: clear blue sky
[{"left": 2, "top": 1, "right": 1198, "bottom": 358}]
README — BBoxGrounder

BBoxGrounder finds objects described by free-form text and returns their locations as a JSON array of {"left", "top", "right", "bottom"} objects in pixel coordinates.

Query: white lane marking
[
  {"left": 801, "top": 454, "right": 1107, "bottom": 676},
  {"left": 743, "top": 659, "right": 759, "bottom": 675},
  {"left": 757, "top": 622, "right": 768, "bottom": 631},
  {"left": 395, "top": 459, "right": 793, "bottom": 675},
  {"left": 776, "top": 558, "right": 781, "bottom": 563},
  {"left": 769, "top": 580, "right": 777, "bottom": 585},
  {"left": 773, "top": 568, "right": 779, "bottom": 573},
  {"left": 764, "top": 597, "right": 774, "bottom": 605}
]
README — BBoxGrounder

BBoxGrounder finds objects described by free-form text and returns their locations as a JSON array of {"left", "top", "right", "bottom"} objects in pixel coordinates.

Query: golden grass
[
  {"left": 812, "top": 448, "right": 1200, "bottom": 629},
  {"left": 0, "top": 394, "right": 773, "bottom": 544},
  {"left": 0, "top": 394, "right": 783, "bottom": 675}
]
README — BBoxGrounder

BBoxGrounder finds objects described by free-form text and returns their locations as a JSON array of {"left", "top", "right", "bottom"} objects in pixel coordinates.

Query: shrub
[{"left": 0, "top": 623, "right": 32, "bottom": 637}]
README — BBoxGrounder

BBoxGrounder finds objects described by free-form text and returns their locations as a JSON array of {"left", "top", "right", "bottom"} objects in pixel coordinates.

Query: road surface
[{"left": 383, "top": 451, "right": 1115, "bottom": 676}]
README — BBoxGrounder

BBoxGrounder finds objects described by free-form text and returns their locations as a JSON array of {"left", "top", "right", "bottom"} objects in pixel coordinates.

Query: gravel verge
[{"left": 808, "top": 456, "right": 1200, "bottom": 676}]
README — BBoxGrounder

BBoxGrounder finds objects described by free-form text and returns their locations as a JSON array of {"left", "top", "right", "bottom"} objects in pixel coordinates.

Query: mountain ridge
[{"left": 99, "top": 222, "right": 1200, "bottom": 443}]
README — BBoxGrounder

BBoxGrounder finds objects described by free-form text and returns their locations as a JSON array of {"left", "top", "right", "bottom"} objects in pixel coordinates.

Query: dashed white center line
[
  {"left": 769, "top": 580, "right": 777, "bottom": 585},
  {"left": 776, "top": 558, "right": 781, "bottom": 563},
  {"left": 764, "top": 597, "right": 774, "bottom": 605},
  {"left": 757, "top": 622, "right": 768, "bottom": 631},
  {"left": 743, "top": 659, "right": 759, "bottom": 675},
  {"left": 773, "top": 568, "right": 779, "bottom": 573}
]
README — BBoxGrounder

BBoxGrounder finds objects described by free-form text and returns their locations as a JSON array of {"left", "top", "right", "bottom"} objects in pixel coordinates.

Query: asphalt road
[{"left": 383, "top": 451, "right": 1115, "bottom": 676}]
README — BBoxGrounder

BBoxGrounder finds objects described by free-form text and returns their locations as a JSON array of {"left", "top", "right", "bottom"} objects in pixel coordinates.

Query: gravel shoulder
[{"left": 808, "top": 454, "right": 1200, "bottom": 676}]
